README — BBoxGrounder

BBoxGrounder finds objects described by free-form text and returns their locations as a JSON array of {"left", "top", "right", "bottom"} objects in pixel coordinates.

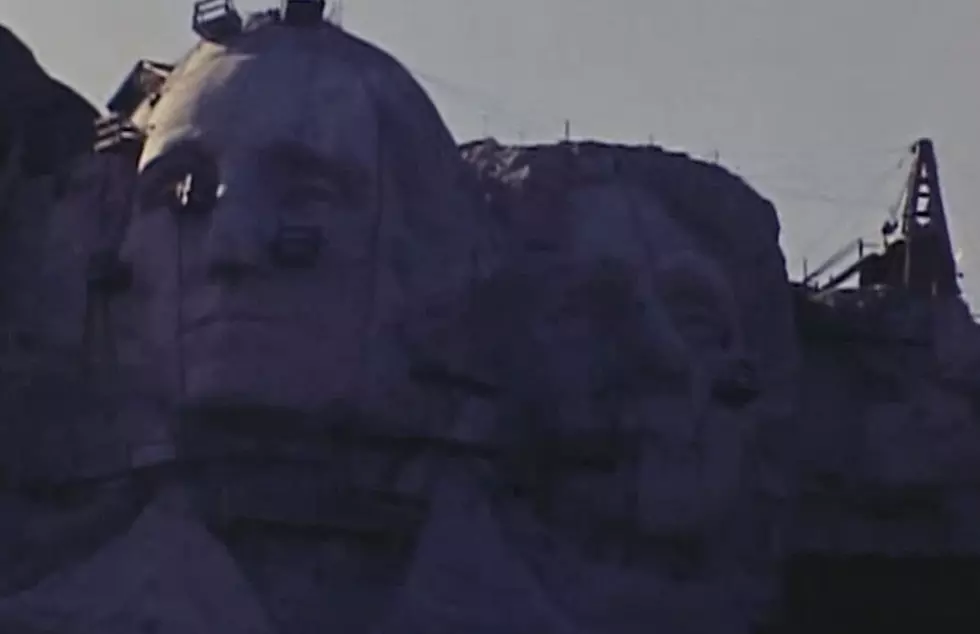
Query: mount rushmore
[{"left": 1, "top": 3, "right": 980, "bottom": 632}]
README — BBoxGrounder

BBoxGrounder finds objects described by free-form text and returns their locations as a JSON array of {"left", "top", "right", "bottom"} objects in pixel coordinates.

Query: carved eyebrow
[
  {"left": 139, "top": 138, "right": 212, "bottom": 177},
  {"left": 260, "top": 141, "right": 365, "bottom": 198}
]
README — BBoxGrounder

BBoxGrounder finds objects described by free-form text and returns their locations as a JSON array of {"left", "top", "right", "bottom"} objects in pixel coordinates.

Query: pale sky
[{"left": 4, "top": 0, "right": 979, "bottom": 305}]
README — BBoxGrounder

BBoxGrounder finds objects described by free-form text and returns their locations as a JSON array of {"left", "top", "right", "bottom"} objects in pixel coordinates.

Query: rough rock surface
[
  {"left": 5, "top": 15, "right": 495, "bottom": 634},
  {"left": 3, "top": 8, "right": 980, "bottom": 634},
  {"left": 785, "top": 290, "right": 980, "bottom": 556},
  {"left": 0, "top": 151, "right": 138, "bottom": 486},
  {"left": 0, "top": 489, "right": 278, "bottom": 634},
  {"left": 460, "top": 139, "right": 797, "bottom": 408},
  {"left": 773, "top": 290, "right": 980, "bottom": 631},
  {"left": 0, "top": 24, "right": 97, "bottom": 181},
  {"left": 410, "top": 139, "right": 799, "bottom": 633}
]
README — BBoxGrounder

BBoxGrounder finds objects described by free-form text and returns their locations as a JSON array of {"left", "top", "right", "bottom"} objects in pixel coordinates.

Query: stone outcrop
[
  {"left": 3, "top": 6, "right": 980, "bottom": 634},
  {"left": 0, "top": 151, "right": 139, "bottom": 486},
  {"left": 0, "top": 489, "right": 278, "bottom": 634},
  {"left": 785, "top": 290, "right": 980, "bottom": 555},
  {"left": 775, "top": 290, "right": 980, "bottom": 631},
  {"left": 5, "top": 14, "right": 495, "bottom": 634},
  {"left": 415, "top": 139, "right": 797, "bottom": 633},
  {"left": 0, "top": 24, "right": 97, "bottom": 181},
  {"left": 460, "top": 139, "right": 797, "bottom": 415}
]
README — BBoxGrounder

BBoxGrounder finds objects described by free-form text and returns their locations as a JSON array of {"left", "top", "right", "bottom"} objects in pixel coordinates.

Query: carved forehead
[
  {"left": 139, "top": 24, "right": 418, "bottom": 168},
  {"left": 564, "top": 184, "right": 696, "bottom": 266}
]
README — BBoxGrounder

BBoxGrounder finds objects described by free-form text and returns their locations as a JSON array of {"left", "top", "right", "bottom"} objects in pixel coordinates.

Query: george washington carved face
[{"left": 119, "top": 22, "right": 493, "bottom": 417}]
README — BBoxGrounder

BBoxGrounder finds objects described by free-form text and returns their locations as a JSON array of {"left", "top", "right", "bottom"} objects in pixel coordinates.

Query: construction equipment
[
  {"left": 192, "top": 0, "right": 244, "bottom": 42},
  {"left": 93, "top": 114, "right": 144, "bottom": 159},
  {"left": 106, "top": 60, "right": 175, "bottom": 118},
  {"left": 803, "top": 138, "right": 960, "bottom": 299},
  {"left": 280, "top": 0, "right": 326, "bottom": 26}
]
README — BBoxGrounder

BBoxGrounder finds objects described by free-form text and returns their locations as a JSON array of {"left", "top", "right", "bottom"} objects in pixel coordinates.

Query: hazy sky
[{"left": 4, "top": 0, "right": 979, "bottom": 304}]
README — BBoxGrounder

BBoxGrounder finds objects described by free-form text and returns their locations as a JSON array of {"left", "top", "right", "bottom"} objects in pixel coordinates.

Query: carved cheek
[{"left": 628, "top": 390, "right": 701, "bottom": 449}]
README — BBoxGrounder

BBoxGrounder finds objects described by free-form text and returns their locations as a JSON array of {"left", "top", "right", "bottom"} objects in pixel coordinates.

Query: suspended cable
[
  {"left": 409, "top": 67, "right": 567, "bottom": 139},
  {"left": 780, "top": 150, "right": 911, "bottom": 259},
  {"left": 724, "top": 143, "right": 912, "bottom": 168},
  {"left": 803, "top": 238, "right": 865, "bottom": 285}
]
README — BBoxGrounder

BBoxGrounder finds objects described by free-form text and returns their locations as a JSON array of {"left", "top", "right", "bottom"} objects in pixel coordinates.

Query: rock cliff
[
  {"left": 2, "top": 9, "right": 980, "bottom": 633},
  {"left": 0, "top": 25, "right": 97, "bottom": 181}
]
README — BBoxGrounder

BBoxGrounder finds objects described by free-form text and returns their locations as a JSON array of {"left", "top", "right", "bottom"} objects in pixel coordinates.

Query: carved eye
[
  {"left": 136, "top": 145, "right": 219, "bottom": 215},
  {"left": 268, "top": 224, "right": 323, "bottom": 269},
  {"left": 656, "top": 277, "right": 735, "bottom": 353},
  {"left": 262, "top": 143, "right": 363, "bottom": 210},
  {"left": 173, "top": 170, "right": 219, "bottom": 214},
  {"left": 277, "top": 176, "right": 343, "bottom": 208},
  {"left": 711, "top": 356, "right": 760, "bottom": 408},
  {"left": 666, "top": 295, "right": 733, "bottom": 351},
  {"left": 136, "top": 172, "right": 178, "bottom": 213}
]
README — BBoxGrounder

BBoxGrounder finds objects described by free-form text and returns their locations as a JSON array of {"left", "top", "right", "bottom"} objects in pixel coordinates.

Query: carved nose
[
  {"left": 268, "top": 224, "right": 323, "bottom": 269},
  {"left": 204, "top": 209, "right": 266, "bottom": 279}
]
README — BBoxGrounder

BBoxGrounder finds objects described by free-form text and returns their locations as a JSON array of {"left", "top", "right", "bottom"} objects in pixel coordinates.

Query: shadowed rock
[
  {"left": 378, "top": 140, "right": 799, "bottom": 634},
  {"left": 0, "top": 24, "right": 97, "bottom": 180},
  {"left": 5, "top": 7, "right": 980, "bottom": 634}
]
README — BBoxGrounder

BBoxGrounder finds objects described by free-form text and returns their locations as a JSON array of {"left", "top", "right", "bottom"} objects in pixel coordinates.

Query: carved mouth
[{"left": 180, "top": 314, "right": 274, "bottom": 333}]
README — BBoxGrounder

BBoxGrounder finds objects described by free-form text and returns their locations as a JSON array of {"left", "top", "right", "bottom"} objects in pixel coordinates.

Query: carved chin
[
  {"left": 178, "top": 324, "right": 360, "bottom": 414},
  {"left": 180, "top": 363, "right": 344, "bottom": 415}
]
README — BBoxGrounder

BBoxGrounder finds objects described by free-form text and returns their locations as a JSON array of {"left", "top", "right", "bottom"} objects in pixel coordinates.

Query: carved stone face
[
  {"left": 484, "top": 173, "right": 773, "bottom": 544},
  {"left": 549, "top": 183, "right": 747, "bottom": 405},
  {"left": 400, "top": 175, "right": 778, "bottom": 632},
  {"left": 120, "top": 26, "right": 490, "bottom": 416},
  {"left": 0, "top": 152, "right": 144, "bottom": 481}
]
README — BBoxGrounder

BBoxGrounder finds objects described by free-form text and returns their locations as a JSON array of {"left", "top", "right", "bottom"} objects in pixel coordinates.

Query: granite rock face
[
  {"left": 784, "top": 290, "right": 980, "bottom": 556},
  {"left": 0, "top": 139, "right": 144, "bottom": 612},
  {"left": 398, "top": 139, "right": 799, "bottom": 633},
  {"left": 3, "top": 7, "right": 980, "bottom": 634},
  {"left": 0, "top": 490, "right": 278, "bottom": 634},
  {"left": 0, "top": 151, "right": 139, "bottom": 486},
  {"left": 0, "top": 26, "right": 137, "bottom": 489},
  {"left": 774, "top": 291, "right": 980, "bottom": 631},
  {"left": 0, "top": 25, "right": 97, "bottom": 181},
  {"left": 4, "top": 15, "right": 497, "bottom": 634},
  {"left": 460, "top": 139, "right": 797, "bottom": 417}
]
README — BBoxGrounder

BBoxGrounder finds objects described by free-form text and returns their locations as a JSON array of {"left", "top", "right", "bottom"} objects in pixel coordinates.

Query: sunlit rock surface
[{"left": 5, "top": 15, "right": 498, "bottom": 634}]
